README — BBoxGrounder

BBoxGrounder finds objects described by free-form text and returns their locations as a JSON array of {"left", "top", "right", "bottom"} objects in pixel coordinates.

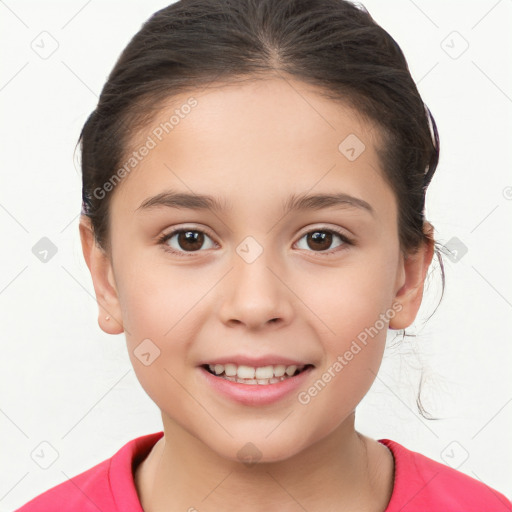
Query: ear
[
  {"left": 79, "top": 215, "right": 124, "bottom": 334},
  {"left": 389, "top": 222, "right": 435, "bottom": 330}
]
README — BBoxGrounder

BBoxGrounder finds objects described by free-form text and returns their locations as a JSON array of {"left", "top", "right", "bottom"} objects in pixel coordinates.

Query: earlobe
[
  {"left": 389, "top": 223, "right": 435, "bottom": 330},
  {"left": 78, "top": 215, "right": 124, "bottom": 335}
]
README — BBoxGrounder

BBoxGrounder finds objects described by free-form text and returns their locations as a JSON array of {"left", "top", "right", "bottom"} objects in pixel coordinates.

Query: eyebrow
[{"left": 136, "top": 189, "right": 374, "bottom": 216}]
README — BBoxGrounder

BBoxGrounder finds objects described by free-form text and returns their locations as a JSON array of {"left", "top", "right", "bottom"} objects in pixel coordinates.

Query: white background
[{"left": 1, "top": 0, "right": 511, "bottom": 509}]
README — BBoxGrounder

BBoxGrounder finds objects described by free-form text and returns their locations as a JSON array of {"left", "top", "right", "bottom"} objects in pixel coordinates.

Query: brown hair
[{"left": 78, "top": 0, "right": 445, "bottom": 418}]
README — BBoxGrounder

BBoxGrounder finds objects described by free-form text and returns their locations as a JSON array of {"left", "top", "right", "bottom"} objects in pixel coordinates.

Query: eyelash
[{"left": 156, "top": 226, "right": 354, "bottom": 258}]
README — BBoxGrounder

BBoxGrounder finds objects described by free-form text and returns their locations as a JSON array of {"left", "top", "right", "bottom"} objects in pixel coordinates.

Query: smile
[
  {"left": 203, "top": 363, "right": 312, "bottom": 385},
  {"left": 199, "top": 363, "right": 315, "bottom": 406}
]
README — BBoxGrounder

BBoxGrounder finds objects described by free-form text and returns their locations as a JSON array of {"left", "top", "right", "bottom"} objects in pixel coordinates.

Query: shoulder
[
  {"left": 14, "top": 457, "right": 113, "bottom": 512},
  {"left": 14, "top": 431, "right": 164, "bottom": 512},
  {"left": 379, "top": 438, "right": 512, "bottom": 512}
]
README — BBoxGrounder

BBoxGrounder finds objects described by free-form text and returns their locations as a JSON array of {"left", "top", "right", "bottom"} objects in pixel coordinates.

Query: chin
[{"left": 205, "top": 431, "right": 311, "bottom": 466}]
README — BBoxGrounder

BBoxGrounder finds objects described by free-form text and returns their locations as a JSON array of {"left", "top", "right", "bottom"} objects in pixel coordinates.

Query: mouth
[{"left": 201, "top": 363, "right": 314, "bottom": 385}]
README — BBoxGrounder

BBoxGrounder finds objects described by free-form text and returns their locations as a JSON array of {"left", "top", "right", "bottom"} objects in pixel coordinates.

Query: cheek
[
  {"left": 115, "top": 255, "right": 218, "bottom": 387},
  {"left": 116, "top": 249, "right": 204, "bottom": 337},
  {"left": 292, "top": 250, "right": 396, "bottom": 415},
  {"left": 116, "top": 260, "right": 202, "bottom": 421},
  {"left": 294, "top": 283, "right": 391, "bottom": 442},
  {"left": 298, "top": 251, "right": 397, "bottom": 341}
]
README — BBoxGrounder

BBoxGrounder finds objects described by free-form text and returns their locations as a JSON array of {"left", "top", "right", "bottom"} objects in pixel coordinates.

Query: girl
[{"left": 15, "top": 0, "right": 511, "bottom": 510}]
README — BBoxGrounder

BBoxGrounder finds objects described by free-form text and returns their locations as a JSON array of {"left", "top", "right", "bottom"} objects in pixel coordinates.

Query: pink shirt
[{"left": 15, "top": 431, "right": 512, "bottom": 511}]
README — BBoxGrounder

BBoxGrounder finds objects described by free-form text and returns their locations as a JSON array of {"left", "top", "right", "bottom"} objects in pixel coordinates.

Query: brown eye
[
  {"left": 307, "top": 231, "right": 333, "bottom": 251},
  {"left": 159, "top": 228, "right": 216, "bottom": 256},
  {"left": 295, "top": 228, "right": 352, "bottom": 254},
  {"left": 176, "top": 230, "right": 204, "bottom": 251}
]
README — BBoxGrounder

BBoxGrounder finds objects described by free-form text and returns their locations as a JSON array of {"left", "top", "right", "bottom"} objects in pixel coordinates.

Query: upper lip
[{"left": 198, "top": 355, "right": 314, "bottom": 368}]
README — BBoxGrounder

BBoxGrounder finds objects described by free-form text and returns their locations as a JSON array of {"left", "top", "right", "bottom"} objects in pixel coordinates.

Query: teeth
[
  {"left": 237, "top": 365, "right": 255, "bottom": 379},
  {"left": 206, "top": 362, "right": 306, "bottom": 382},
  {"left": 273, "top": 365, "right": 286, "bottom": 377},
  {"left": 255, "top": 365, "right": 273, "bottom": 379},
  {"left": 225, "top": 375, "right": 290, "bottom": 384},
  {"left": 285, "top": 365, "right": 297, "bottom": 376},
  {"left": 224, "top": 363, "right": 237, "bottom": 376}
]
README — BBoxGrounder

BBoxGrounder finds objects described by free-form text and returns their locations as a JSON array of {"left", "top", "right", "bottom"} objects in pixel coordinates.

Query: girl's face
[{"left": 81, "top": 77, "right": 431, "bottom": 462}]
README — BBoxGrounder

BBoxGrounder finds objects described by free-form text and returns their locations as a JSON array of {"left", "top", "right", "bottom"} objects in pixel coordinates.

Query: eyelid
[
  {"left": 158, "top": 223, "right": 216, "bottom": 240},
  {"left": 295, "top": 223, "right": 353, "bottom": 241}
]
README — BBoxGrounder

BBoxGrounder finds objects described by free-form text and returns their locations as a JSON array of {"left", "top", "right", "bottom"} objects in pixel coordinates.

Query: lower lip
[{"left": 198, "top": 366, "right": 314, "bottom": 406}]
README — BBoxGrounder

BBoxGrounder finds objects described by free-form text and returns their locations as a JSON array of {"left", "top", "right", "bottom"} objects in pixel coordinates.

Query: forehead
[{"left": 110, "top": 76, "right": 395, "bottom": 223}]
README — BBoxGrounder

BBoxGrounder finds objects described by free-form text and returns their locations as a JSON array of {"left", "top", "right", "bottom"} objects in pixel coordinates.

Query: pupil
[
  {"left": 308, "top": 231, "right": 331, "bottom": 251},
  {"left": 179, "top": 230, "right": 204, "bottom": 251}
]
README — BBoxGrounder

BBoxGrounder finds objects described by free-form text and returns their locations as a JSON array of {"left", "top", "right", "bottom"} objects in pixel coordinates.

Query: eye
[
  {"left": 294, "top": 227, "right": 353, "bottom": 255},
  {"left": 157, "top": 225, "right": 354, "bottom": 258},
  {"left": 157, "top": 227, "right": 217, "bottom": 257}
]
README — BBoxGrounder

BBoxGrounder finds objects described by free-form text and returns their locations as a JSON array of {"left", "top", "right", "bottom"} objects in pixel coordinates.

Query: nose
[{"left": 218, "top": 249, "right": 294, "bottom": 331}]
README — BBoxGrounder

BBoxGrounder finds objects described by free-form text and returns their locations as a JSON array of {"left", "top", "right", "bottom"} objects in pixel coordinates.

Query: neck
[{"left": 135, "top": 411, "right": 394, "bottom": 512}]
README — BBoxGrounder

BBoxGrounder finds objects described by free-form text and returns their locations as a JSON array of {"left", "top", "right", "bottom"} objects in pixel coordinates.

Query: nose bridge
[{"left": 218, "top": 235, "right": 292, "bottom": 328}]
